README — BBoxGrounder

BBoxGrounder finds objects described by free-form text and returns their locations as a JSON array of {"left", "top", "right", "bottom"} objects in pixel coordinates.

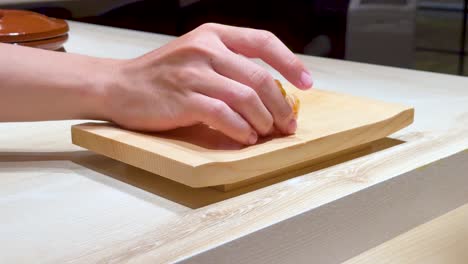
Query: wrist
[{"left": 77, "top": 57, "right": 123, "bottom": 121}]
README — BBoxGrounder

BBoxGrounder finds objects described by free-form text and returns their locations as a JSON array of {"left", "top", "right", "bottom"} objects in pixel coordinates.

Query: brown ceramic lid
[
  {"left": 0, "top": 9, "right": 69, "bottom": 43},
  {"left": 13, "top": 34, "right": 68, "bottom": 51}
]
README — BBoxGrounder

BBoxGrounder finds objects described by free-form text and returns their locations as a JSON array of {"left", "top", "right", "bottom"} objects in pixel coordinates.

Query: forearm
[
  {"left": 0, "top": 23, "right": 311, "bottom": 145},
  {"left": 0, "top": 43, "right": 113, "bottom": 122}
]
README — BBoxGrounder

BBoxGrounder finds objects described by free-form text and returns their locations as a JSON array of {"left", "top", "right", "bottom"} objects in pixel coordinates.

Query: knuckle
[
  {"left": 182, "top": 35, "right": 219, "bottom": 57},
  {"left": 174, "top": 66, "right": 203, "bottom": 86},
  {"left": 199, "top": 22, "right": 218, "bottom": 31},
  {"left": 249, "top": 68, "right": 273, "bottom": 88},
  {"left": 183, "top": 41, "right": 212, "bottom": 57},
  {"left": 285, "top": 55, "right": 301, "bottom": 70},
  {"left": 258, "top": 30, "right": 276, "bottom": 47},
  {"left": 236, "top": 88, "right": 258, "bottom": 104},
  {"left": 184, "top": 67, "right": 201, "bottom": 80},
  {"left": 276, "top": 103, "right": 293, "bottom": 122},
  {"left": 207, "top": 100, "right": 228, "bottom": 117},
  {"left": 266, "top": 115, "right": 274, "bottom": 128},
  {"left": 260, "top": 115, "right": 274, "bottom": 134}
]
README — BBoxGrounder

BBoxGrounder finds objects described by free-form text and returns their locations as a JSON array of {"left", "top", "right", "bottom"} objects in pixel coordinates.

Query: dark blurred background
[{"left": 2, "top": 0, "right": 467, "bottom": 76}]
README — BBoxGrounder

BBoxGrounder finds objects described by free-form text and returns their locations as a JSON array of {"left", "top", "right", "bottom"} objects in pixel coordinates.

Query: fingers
[
  {"left": 195, "top": 73, "right": 274, "bottom": 136},
  {"left": 211, "top": 51, "right": 297, "bottom": 134},
  {"left": 192, "top": 93, "right": 258, "bottom": 145},
  {"left": 216, "top": 25, "right": 313, "bottom": 90}
]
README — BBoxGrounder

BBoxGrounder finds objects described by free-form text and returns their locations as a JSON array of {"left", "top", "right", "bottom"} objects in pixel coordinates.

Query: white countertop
[{"left": 0, "top": 21, "right": 467, "bottom": 263}]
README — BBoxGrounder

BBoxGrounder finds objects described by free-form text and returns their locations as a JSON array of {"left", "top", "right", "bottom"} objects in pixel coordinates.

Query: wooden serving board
[{"left": 71, "top": 87, "right": 414, "bottom": 189}]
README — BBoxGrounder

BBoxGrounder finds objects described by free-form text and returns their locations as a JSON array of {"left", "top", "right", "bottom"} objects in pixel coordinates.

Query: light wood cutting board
[{"left": 72, "top": 87, "right": 414, "bottom": 189}]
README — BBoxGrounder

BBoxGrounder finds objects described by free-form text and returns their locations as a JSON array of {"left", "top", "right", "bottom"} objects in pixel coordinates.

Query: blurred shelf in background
[
  {"left": 1, "top": 0, "right": 466, "bottom": 77},
  {"left": 415, "top": 0, "right": 467, "bottom": 76}
]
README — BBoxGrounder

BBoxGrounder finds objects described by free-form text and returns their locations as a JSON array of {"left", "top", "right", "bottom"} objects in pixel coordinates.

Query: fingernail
[
  {"left": 300, "top": 70, "right": 313, "bottom": 89},
  {"left": 288, "top": 119, "right": 297, "bottom": 134},
  {"left": 248, "top": 132, "right": 258, "bottom": 145}
]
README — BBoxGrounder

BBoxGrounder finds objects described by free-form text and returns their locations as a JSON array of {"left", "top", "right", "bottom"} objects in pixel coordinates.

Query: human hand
[{"left": 100, "top": 23, "right": 313, "bottom": 145}]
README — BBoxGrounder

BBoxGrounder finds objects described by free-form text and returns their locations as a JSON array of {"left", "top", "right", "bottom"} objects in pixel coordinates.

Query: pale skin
[{"left": 0, "top": 23, "right": 313, "bottom": 145}]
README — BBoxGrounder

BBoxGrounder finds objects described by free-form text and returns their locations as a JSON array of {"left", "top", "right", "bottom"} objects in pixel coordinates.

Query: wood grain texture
[
  {"left": 165, "top": 132, "right": 468, "bottom": 264},
  {"left": 71, "top": 88, "right": 414, "bottom": 188},
  {"left": 215, "top": 137, "right": 405, "bottom": 191},
  {"left": 0, "top": 21, "right": 467, "bottom": 264},
  {"left": 344, "top": 203, "right": 468, "bottom": 264}
]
